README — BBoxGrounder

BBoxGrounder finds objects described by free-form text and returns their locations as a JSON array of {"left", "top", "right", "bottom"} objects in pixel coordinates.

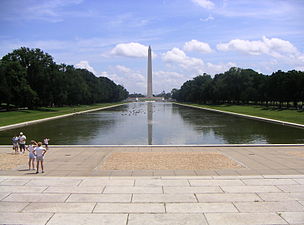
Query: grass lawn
[
  {"left": 180, "top": 103, "right": 304, "bottom": 125},
  {"left": 0, "top": 103, "right": 124, "bottom": 127}
]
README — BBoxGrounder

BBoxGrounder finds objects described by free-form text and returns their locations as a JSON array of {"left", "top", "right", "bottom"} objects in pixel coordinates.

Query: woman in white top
[
  {"left": 26, "top": 140, "right": 37, "bottom": 170},
  {"left": 33, "top": 142, "right": 47, "bottom": 174}
]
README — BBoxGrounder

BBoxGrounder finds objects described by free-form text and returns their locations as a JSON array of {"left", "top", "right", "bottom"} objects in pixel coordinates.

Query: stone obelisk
[{"left": 147, "top": 46, "right": 153, "bottom": 98}]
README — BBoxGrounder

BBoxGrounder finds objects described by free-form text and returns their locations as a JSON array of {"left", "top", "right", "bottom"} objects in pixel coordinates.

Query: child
[
  {"left": 43, "top": 137, "right": 50, "bottom": 150},
  {"left": 12, "top": 135, "right": 19, "bottom": 154},
  {"left": 33, "top": 142, "right": 47, "bottom": 174},
  {"left": 26, "top": 140, "right": 37, "bottom": 170}
]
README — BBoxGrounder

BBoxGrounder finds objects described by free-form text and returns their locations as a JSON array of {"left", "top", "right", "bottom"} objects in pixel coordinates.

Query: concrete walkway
[
  {"left": 1, "top": 146, "right": 303, "bottom": 176},
  {"left": 0, "top": 146, "right": 303, "bottom": 224},
  {"left": 0, "top": 175, "right": 303, "bottom": 224}
]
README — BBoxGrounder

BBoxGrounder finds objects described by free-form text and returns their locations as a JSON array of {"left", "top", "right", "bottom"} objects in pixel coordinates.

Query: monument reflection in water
[{"left": 147, "top": 102, "right": 153, "bottom": 145}]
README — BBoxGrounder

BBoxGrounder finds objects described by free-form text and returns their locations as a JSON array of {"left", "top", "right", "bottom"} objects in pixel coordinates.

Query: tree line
[
  {"left": 171, "top": 67, "right": 304, "bottom": 109},
  {"left": 0, "top": 47, "right": 129, "bottom": 109}
]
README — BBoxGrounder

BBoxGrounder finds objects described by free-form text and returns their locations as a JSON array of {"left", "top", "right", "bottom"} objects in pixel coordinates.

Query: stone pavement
[
  {"left": 0, "top": 175, "right": 304, "bottom": 224},
  {"left": 0, "top": 146, "right": 304, "bottom": 224},
  {"left": 0, "top": 146, "right": 304, "bottom": 176}
]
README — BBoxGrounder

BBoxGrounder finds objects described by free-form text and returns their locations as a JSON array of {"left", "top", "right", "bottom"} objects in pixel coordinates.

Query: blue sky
[{"left": 1, "top": 0, "right": 304, "bottom": 94}]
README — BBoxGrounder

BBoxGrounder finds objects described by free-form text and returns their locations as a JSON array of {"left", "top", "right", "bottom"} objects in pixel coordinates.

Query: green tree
[{"left": 0, "top": 60, "right": 37, "bottom": 108}]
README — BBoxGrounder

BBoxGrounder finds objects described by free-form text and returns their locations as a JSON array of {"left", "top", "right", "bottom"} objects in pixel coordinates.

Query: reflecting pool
[{"left": 0, "top": 102, "right": 303, "bottom": 145}]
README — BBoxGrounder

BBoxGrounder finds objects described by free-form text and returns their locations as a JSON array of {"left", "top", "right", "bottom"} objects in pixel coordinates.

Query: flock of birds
[
  {"left": 120, "top": 105, "right": 158, "bottom": 117},
  {"left": 121, "top": 108, "right": 145, "bottom": 116}
]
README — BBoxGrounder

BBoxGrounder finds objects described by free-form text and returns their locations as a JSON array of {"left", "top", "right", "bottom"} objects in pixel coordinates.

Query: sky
[{"left": 0, "top": 0, "right": 304, "bottom": 94}]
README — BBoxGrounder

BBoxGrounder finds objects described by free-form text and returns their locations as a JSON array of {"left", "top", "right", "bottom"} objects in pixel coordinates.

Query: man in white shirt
[
  {"left": 18, "top": 132, "right": 26, "bottom": 153},
  {"left": 33, "top": 142, "right": 47, "bottom": 174}
]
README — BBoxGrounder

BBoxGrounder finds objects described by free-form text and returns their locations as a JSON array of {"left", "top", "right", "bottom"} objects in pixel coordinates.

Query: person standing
[
  {"left": 33, "top": 142, "right": 46, "bottom": 174},
  {"left": 43, "top": 138, "right": 50, "bottom": 150},
  {"left": 12, "top": 135, "right": 19, "bottom": 154},
  {"left": 18, "top": 132, "right": 26, "bottom": 153},
  {"left": 26, "top": 140, "right": 37, "bottom": 170}
]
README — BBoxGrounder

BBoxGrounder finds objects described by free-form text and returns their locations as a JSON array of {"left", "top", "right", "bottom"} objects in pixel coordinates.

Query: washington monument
[{"left": 147, "top": 46, "right": 153, "bottom": 97}]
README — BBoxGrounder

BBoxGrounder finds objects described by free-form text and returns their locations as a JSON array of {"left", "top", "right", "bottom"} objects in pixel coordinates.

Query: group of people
[{"left": 12, "top": 132, "right": 50, "bottom": 174}]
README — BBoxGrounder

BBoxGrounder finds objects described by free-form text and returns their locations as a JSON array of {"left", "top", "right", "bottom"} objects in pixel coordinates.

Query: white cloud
[
  {"left": 162, "top": 48, "right": 204, "bottom": 72},
  {"left": 162, "top": 47, "right": 236, "bottom": 75},
  {"left": 192, "top": 0, "right": 215, "bottom": 9},
  {"left": 154, "top": 71, "right": 188, "bottom": 93},
  {"left": 200, "top": 15, "right": 214, "bottom": 22},
  {"left": 205, "top": 62, "right": 236, "bottom": 74},
  {"left": 75, "top": 60, "right": 96, "bottom": 74},
  {"left": 1, "top": 0, "right": 84, "bottom": 22},
  {"left": 110, "top": 42, "right": 156, "bottom": 58},
  {"left": 114, "top": 65, "right": 132, "bottom": 73},
  {"left": 100, "top": 65, "right": 146, "bottom": 94},
  {"left": 295, "top": 66, "right": 304, "bottom": 71},
  {"left": 217, "top": 36, "right": 303, "bottom": 61},
  {"left": 215, "top": 0, "right": 294, "bottom": 19},
  {"left": 183, "top": 40, "right": 212, "bottom": 53}
]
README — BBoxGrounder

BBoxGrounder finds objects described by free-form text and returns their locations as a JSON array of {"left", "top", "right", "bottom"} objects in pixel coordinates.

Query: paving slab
[
  {"left": 47, "top": 213, "right": 128, "bottom": 225},
  {"left": 162, "top": 176, "right": 213, "bottom": 180},
  {"left": 279, "top": 212, "right": 304, "bottom": 224},
  {"left": 0, "top": 202, "right": 28, "bottom": 212},
  {"left": 296, "top": 179, "right": 304, "bottom": 184},
  {"left": 189, "top": 179, "right": 244, "bottom": 186},
  {"left": 128, "top": 214, "right": 208, "bottom": 225},
  {"left": 44, "top": 186, "right": 104, "bottom": 193},
  {"left": 22, "top": 202, "right": 95, "bottom": 213},
  {"left": 0, "top": 192, "right": 10, "bottom": 200},
  {"left": 163, "top": 186, "right": 223, "bottom": 194},
  {"left": 93, "top": 203, "right": 165, "bottom": 213},
  {"left": 104, "top": 186, "right": 163, "bottom": 194},
  {"left": 196, "top": 193, "right": 262, "bottom": 202},
  {"left": 132, "top": 193, "right": 197, "bottom": 203},
  {"left": 234, "top": 201, "right": 304, "bottom": 212},
  {"left": 25, "top": 178, "right": 82, "bottom": 186},
  {"left": 221, "top": 185, "right": 282, "bottom": 193},
  {"left": 263, "top": 175, "right": 304, "bottom": 179},
  {"left": 0, "top": 179, "right": 31, "bottom": 185},
  {"left": 241, "top": 178, "right": 298, "bottom": 185},
  {"left": 258, "top": 192, "right": 304, "bottom": 201},
  {"left": 135, "top": 179, "right": 190, "bottom": 186},
  {"left": 0, "top": 185, "right": 47, "bottom": 193},
  {"left": 0, "top": 212, "right": 53, "bottom": 225},
  {"left": 79, "top": 178, "right": 135, "bottom": 186},
  {"left": 205, "top": 212, "right": 288, "bottom": 225},
  {"left": 66, "top": 193, "right": 132, "bottom": 203},
  {"left": 166, "top": 202, "right": 237, "bottom": 213},
  {"left": 3, "top": 193, "right": 69, "bottom": 202},
  {"left": 278, "top": 185, "right": 304, "bottom": 192}
]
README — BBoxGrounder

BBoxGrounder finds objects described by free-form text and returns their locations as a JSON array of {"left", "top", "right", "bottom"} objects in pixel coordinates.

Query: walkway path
[
  {"left": 0, "top": 146, "right": 303, "bottom": 224},
  {"left": 0, "top": 175, "right": 303, "bottom": 224},
  {"left": 0, "top": 146, "right": 303, "bottom": 176}
]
